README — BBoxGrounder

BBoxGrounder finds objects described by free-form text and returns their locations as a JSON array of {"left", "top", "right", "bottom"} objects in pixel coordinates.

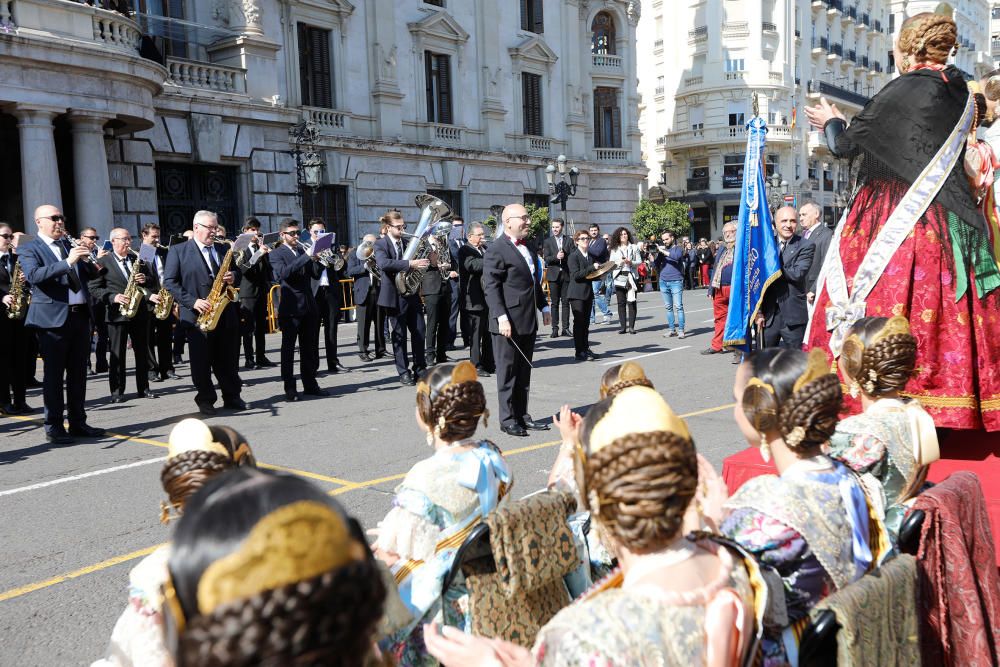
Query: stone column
[
  {"left": 69, "top": 112, "right": 114, "bottom": 240},
  {"left": 14, "top": 105, "right": 64, "bottom": 229}
]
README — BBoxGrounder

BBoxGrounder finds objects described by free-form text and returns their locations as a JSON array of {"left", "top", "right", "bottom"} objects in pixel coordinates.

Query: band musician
[
  {"left": 458, "top": 222, "right": 494, "bottom": 376},
  {"left": 421, "top": 233, "right": 453, "bottom": 365},
  {"left": 236, "top": 217, "right": 275, "bottom": 370},
  {"left": 346, "top": 233, "right": 385, "bottom": 361},
  {"left": 140, "top": 223, "right": 179, "bottom": 383},
  {"left": 541, "top": 218, "right": 574, "bottom": 338},
  {"left": 484, "top": 203, "right": 551, "bottom": 437},
  {"left": 163, "top": 210, "right": 245, "bottom": 416},
  {"left": 0, "top": 222, "right": 31, "bottom": 414},
  {"left": 307, "top": 218, "right": 349, "bottom": 375},
  {"left": 18, "top": 205, "right": 106, "bottom": 443}
]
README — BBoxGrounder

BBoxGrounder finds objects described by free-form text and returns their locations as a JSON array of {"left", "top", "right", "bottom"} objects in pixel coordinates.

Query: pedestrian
[
  {"left": 760, "top": 206, "right": 815, "bottom": 349},
  {"left": 696, "top": 238, "right": 714, "bottom": 288},
  {"left": 586, "top": 224, "right": 613, "bottom": 324},
  {"left": 701, "top": 222, "right": 736, "bottom": 357},
  {"left": 608, "top": 226, "right": 643, "bottom": 334},
  {"left": 653, "top": 230, "right": 687, "bottom": 338}
]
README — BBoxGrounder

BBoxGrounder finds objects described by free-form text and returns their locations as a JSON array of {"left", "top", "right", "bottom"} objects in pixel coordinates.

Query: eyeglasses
[
  {"left": 81, "top": 235, "right": 99, "bottom": 240},
  {"left": 0, "top": 234, "right": 12, "bottom": 240},
  {"left": 195, "top": 223, "right": 219, "bottom": 232},
  {"left": 111, "top": 237, "right": 131, "bottom": 242},
  {"left": 390, "top": 224, "right": 405, "bottom": 230},
  {"left": 505, "top": 215, "right": 531, "bottom": 223},
  {"left": 37, "top": 215, "right": 66, "bottom": 223},
  {"left": 282, "top": 230, "right": 300, "bottom": 236}
]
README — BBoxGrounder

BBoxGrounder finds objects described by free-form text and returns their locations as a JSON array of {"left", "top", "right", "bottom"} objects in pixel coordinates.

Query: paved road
[{"left": 0, "top": 290, "right": 747, "bottom": 666}]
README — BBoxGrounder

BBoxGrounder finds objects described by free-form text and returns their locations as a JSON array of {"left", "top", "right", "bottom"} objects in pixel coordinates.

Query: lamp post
[
  {"left": 289, "top": 119, "right": 323, "bottom": 204},
  {"left": 546, "top": 154, "right": 580, "bottom": 223},
  {"left": 766, "top": 172, "right": 789, "bottom": 212}
]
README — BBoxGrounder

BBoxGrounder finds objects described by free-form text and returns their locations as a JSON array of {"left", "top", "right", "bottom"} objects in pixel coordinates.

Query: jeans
[
  {"left": 591, "top": 275, "right": 612, "bottom": 321},
  {"left": 659, "top": 279, "right": 686, "bottom": 331}
]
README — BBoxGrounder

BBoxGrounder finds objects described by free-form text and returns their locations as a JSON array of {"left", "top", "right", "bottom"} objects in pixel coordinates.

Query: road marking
[
  {"left": 599, "top": 345, "right": 690, "bottom": 365},
  {"left": 1, "top": 416, "right": 357, "bottom": 489},
  {"left": 0, "top": 402, "right": 735, "bottom": 602},
  {"left": 0, "top": 457, "right": 168, "bottom": 497}
]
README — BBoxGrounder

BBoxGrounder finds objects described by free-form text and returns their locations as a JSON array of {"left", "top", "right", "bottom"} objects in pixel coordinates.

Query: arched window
[{"left": 591, "top": 11, "right": 616, "bottom": 55}]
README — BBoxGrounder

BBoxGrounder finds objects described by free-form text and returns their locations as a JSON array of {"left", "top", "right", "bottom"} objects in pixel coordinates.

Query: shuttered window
[
  {"left": 594, "top": 87, "right": 622, "bottom": 148},
  {"left": 522, "top": 73, "right": 543, "bottom": 136},
  {"left": 424, "top": 52, "right": 453, "bottom": 124},
  {"left": 520, "top": 0, "right": 544, "bottom": 33},
  {"left": 298, "top": 24, "right": 333, "bottom": 109}
]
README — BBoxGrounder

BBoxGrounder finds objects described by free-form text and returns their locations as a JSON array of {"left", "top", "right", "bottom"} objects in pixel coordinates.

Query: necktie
[
  {"left": 396, "top": 241, "right": 403, "bottom": 258},
  {"left": 203, "top": 245, "right": 220, "bottom": 277},
  {"left": 122, "top": 256, "right": 132, "bottom": 276},
  {"left": 803, "top": 227, "right": 812, "bottom": 240},
  {"left": 57, "top": 242, "right": 84, "bottom": 292}
]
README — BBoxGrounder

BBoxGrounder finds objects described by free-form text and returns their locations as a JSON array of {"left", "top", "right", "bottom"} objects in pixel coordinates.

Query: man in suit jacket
[
  {"left": 0, "top": 222, "right": 31, "bottom": 414},
  {"left": 374, "top": 211, "right": 429, "bottom": 385},
  {"left": 139, "top": 223, "right": 179, "bottom": 384},
  {"left": 18, "top": 205, "right": 106, "bottom": 443},
  {"left": 77, "top": 227, "right": 109, "bottom": 374},
  {"left": 305, "top": 219, "right": 349, "bottom": 376},
  {"left": 541, "top": 218, "right": 574, "bottom": 338},
  {"left": 484, "top": 203, "right": 551, "bottom": 437},
  {"left": 446, "top": 218, "right": 468, "bottom": 349},
  {"left": 163, "top": 210, "right": 245, "bottom": 415},
  {"left": 799, "top": 201, "right": 833, "bottom": 304},
  {"left": 567, "top": 230, "right": 597, "bottom": 360},
  {"left": 458, "top": 222, "right": 493, "bottom": 375},
  {"left": 761, "top": 206, "right": 816, "bottom": 349},
  {"left": 89, "top": 227, "right": 158, "bottom": 403},
  {"left": 347, "top": 234, "right": 385, "bottom": 362},
  {"left": 269, "top": 219, "right": 325, "bottom": 401},
  {"left": 236, "top": 218, "right": 275, "bottom": 369},
  {"left": 421, "top": 235, "right": 453, "bottom": 365}
]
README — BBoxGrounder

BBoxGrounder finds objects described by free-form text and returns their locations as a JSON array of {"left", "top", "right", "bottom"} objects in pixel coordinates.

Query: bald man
[
  {"left": 88, "top": 227, "right": 158, "bottom": 403},
  {"left": 483, "top": 203, "right": 551, "bottom": 437},
  {"left": 761, "top": 206, "right": 815, "bottom": 349},
  {"left": 17, "top": 204, "right": 106, "bottom": 443}
]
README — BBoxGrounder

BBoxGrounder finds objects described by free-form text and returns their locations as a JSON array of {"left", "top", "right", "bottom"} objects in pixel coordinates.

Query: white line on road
[
  {"left": 0, "top": 457, "right": 168, "bottom": 498},
  {"left": 600, "top": 345, "right": 691, "bottom": 365}
]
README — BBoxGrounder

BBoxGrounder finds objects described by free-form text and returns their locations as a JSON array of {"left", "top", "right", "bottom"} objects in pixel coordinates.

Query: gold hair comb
[
  {"left": 792, "top": 349, "right": 830, "bottom": 395},
  {"left": 870, "top": 315, "right": 911, "bottom": 346},
  {"left": 746, "top": 377, "right": 775, "bottom": 395}
]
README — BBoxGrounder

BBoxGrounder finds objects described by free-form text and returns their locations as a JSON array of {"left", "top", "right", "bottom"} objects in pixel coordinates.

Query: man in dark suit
[
  {"left": 421, "top": 234, "right": 452, "bottom": 365},
  {"left": 374, "top": 212, "right": 429, "bottom": 385},
  {"left": 77, "top": 227, "right": 108, "bottom": 374},
  {"left": 458, "top": 223, "right": 493, "bottom": 375},
  {"left": 761, "top": 206, "right": 816, "bottom": 349},
  {"left": 567, "top": 230, "right": 597, "bottom": 360},
  {"left": 799, "top": 201, "right": 833, "bottom": 305},
  {"left": 139, "top": 223, "right": 179, "bottom": 384},
  {"left": 269, "top": 218, "right": 327, "bottom": 401},
  {"left": 446, "top": 217, "right": 468, "bottom": 349},
  {"left": 89, "top": 227, "right": 158, "bottom": 403},
  {"left": 236, "top": 218, "right": 275, "bottom": 369},
  {"left": 307, "top": 218, "right": 349, "bottom": 375},
  {"left": 163, "top": 210, "right": 245, "bottom": 415},
  {"left": 541, "top": 218, "right": 573, "bottom": 338},
  {"left": 0, "top": 222, "right": 31, "bottom": 414},
  {"left": 18, "top": 205, "right": 106, "bottom": 443},
  {"left": 346, "top": 234, "right": 385, "bottom": 362},
  {"left": 484, "top": 203, "right": 551, "bottom": 437}
]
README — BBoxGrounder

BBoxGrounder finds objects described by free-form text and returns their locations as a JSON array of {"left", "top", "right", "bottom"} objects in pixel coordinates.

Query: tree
[
  {"left": 484, "top": 203, "right": 550, "bottom": 243},
  {"left": 631, "top": 198, "right": 692, "bottom": 240}
]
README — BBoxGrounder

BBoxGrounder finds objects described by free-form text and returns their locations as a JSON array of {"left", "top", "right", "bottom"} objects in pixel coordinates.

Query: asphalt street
[{"left": 0, "top": 289, "right": 748, "bottom": 666}]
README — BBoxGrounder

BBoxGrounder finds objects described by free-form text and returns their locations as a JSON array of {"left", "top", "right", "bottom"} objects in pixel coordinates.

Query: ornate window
[
  {"left": 298, "top": 24, "right": 333, "bottom": 109},
  {"left": 591, "top": 11, "right": 616, "bottom": 55},
  {"left": 522, "top": 73, "right": 543, "bottom": 136},
  {"left": 425, "top": 52, "right": 453, "bottom": 124},
  {"left": 593, "top": 87, "right": 621, "bottom": 148}
]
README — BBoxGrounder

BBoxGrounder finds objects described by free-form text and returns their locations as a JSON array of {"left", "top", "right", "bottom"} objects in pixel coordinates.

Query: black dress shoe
[
  {"left": 575, "top": 352, "right": 587, "bottom": 361},
  {"left": 12, "top": 402, "right": 31, "bottom": 414},
  {"left": 500, "top": 423, "right": 528, "bottom": 437},
  {"left": 399, "top": 371, "right": 416, "bottom": 386},
  {"left": 244, "top": 360, "right": 257, "bottom": 370},
  {"left": 522, "top": 417, "right": 551, "bottom": 431},
  {"left": 68, "top": 424, "right": 106, "bottom": 437},
  {"left": 618, "top": 329, "right": 627, "bottom": 334},
  {"left": 138, "top": 391, "right": 159, "bottom": 399},
  {"left": 166, "top": 371, "right": 181, "bottom": 380},
  {"left": 358, "top": 352, "right": 373, "bottom": 362},
  {"left": 46, "top": 430, "right": 74, "bottom": 445},
  {"left": 109, "top": 394, "right": 126, "bottom": 404},
  {"left": 197, "top": 403, "right": 217, "bottom": 416},
  {"left": 303, "top": 387, "right": 329, "bottom": 397},
  {"left": 95, "top": 364, "right": 109, "bottom": 373},
  {"left": 561, "top": 329, "right": 572, "bottom": 337},
  {"left": 550, "top": 331, "right": 558, "bottom": 339},
  {"left": 700, "top": 348, "right": 722, "bottom": 355},
  {"left": 285, "top": 391, "right": 300, "bottom": 402},
  {"left": 374, "top": 350, "right": 388, "bottom": 359},
  {"left": 148, "top": 373, "right": 163, "bottom": 383},
  {"left": 329, "top": 361, "right": 349, "bottom": 373},
  {"left": 87, "top": 367, "right": 96, "bottom": 376},
  {"left": 475, "top": 367, "right": 492, "bottom": 377},
  {"left": 26, "top": 378, "right": 41, "bottom": 388},
  {"left": 224, "top": 399, "right": 248, "bottom": 411},
  {"left": 584, "top": 350, "right": 598, "bottom": 361},
  {"left": 172, "top": 354, "right": 183, "bottom": 364},
  {"left": 629, "top": 328, "right": 637, "bottom": 335},
  {"left": 256, "top": 357, "right": 276, "bottom": 368}
]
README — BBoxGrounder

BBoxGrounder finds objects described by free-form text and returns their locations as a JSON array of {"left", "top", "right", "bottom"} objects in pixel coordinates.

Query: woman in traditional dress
[
  {"left": 92, "top": 420, "right": 257, "bottom": 667},
  {"left": 373, "top": 361, "right": 511, "bottom": 665},
  {"left": 424, "top": 385, "right": 757, "bottom": 666},
  {"left": 723, "top": 348, "right": 890, "bottom": 666},
  {"left": 608, "top": 227, "right": 644, "bottom": 334},
  {"left": 826, "top": 316, "right": 940, "bottom": 538},
  {"left": 161, "top": 468, "right": 387, "bottom": 667},
  {"left": 804, "top": 10, "right": 1000, "bottom": 430}
]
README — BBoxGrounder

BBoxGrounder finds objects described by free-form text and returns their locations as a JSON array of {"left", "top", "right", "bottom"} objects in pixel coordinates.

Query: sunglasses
[
  {"left": 81, "top": 235, "right": 99, "bottom": 240},
  {"left": 38, "top": 215, "right": 66, "bottom": 223},
  {"left": 283, "top": 230, "right": 301, "bottom": 236}
]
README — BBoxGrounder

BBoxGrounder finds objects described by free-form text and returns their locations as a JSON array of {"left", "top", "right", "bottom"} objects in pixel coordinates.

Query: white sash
[{"left": 813, "top": 92, "right": 975, "bottom": 357}]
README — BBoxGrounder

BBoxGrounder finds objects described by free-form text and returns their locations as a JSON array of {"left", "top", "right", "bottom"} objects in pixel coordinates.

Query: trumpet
[
  {"left": 300, "top": 238, "right": 345, "bottom": 271},
  {"left": 65, "top": 235, "right": 98, "bottom": 264},
  {"left": 356, "top": 240, "right": 381, "bottom": 281}
]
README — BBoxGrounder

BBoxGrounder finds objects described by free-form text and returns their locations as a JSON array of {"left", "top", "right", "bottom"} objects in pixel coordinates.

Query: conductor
[{"left": 484, "top": 204, "right": 551, "bottom": 437}]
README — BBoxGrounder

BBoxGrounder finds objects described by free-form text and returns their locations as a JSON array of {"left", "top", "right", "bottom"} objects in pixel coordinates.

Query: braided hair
[
  {"left": 578, "top": 395, "right": 699, "bottom": 554},
  {"left": 841, "top": 317, "right": 918, "bottom": 397},
  {"left": 898, "top": 12, "right": 957, "bottom": 64},
  {"left": 600, "top": 362, "right": 655, "bottom": 399},
  {"left": 741, "top": 348, "right": 842, "bottom": 454},
  {"left": 168, "top": 469, "right": 386, "bottom": 667},
  {"left": 416, "top": 362, "right": 488, "bottom": 442}
]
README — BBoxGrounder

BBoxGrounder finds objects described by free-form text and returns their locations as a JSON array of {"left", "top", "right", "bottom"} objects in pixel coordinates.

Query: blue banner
[{"left": 723, "top": 116, "right": 783, "bottom": 351}]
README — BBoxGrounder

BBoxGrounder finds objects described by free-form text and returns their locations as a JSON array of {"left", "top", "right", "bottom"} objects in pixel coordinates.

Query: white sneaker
[{"left": 678, "top": 331, "right": 686, "bottom": 339}]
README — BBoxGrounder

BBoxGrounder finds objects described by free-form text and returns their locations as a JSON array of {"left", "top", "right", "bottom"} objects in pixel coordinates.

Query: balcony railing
[
  {"left": 725, "top": 71, "right": 745, "bottom": 81},
  {"left": 684, "top": 75, "right": 703, "bottom": 87},
  {"left": 830, "top": 43, "right": 843, "bottom": 57},
  {"left": 594, "top": 148, "right": 629, "bottom": 163},
  {"left": 165, "top": 57, "right": 247, "bottom": 94},
  {"left": 723, "top": 21, "right": 749, "bottom": 36},
  {"left": 807, "top": 80, "right": 870, "bottom": 106},
  {"left": 762, "top": 21, "right": 777, "bottom": 32},
  {"left": 655, "top": 85, "right": 665, "bottom": 96},
  {"left": 6, "top": 0, "right": 143, "bottom": 53},
  {"left": 527, "top": 136, "right": 551, "bottom": 152},
  {"left": 303, "top": 107, "right": 350, "bottom": 133},
  {"left": 688, "top": 25, "right": 708, "bottom": 41},
  {"left": 687, "top": 177, "right": 709, "bottom": 191},
  {"left": 769, "top": 72, "right": 782, "bottom": 82},
  {"left": 592, "top": 53, "right": 623, "bottom": 70},
  {"left": 654, "top": 38, "right": 663, "bottom": 49},
  {"left": 662, "top": 125, "right": 794, "bottom": 149},
  {"left": 433, "top": 124, "right": 463, "bottom": 143}
]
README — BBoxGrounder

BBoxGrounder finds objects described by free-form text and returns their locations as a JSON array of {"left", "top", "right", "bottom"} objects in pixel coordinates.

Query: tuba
[
  {"left": 394, "top": 195, "right": 453, "bottom": 297},
  {"left": 7, "top": 259, "right": 29, "bottom": 320},
  {"left": 196, "top": 241, "right": 239, "bottom": 332},
  {"left": 356, "top": 239, "right": 381, "bottom": 282}
]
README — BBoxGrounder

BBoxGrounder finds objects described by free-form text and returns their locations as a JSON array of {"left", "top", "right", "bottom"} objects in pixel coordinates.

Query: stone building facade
[{"left": 0, "top": 0, "right": 645, "bottom": 243}]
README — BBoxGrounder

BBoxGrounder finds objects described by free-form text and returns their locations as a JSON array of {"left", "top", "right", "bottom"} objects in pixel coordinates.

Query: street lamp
[
  {"left": 766, "top": 172, "right": 789, "bottom": 211},
  {"left": 546, "top": 154, "right": 580, "bottom": 220},
  {"left": 289, "top": 119, "right": 324, "bottom": 200}
]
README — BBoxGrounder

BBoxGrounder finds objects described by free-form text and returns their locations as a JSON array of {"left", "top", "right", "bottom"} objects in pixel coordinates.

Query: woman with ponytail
[
  {"left": 93, "top": 420, "right": 256, "bottom": 667},
  {"left": 722, "top": 349, "right": 890, "bottom": 667},
  {"left": 372, "top": 360, "right": 511, "bottom": 665}
]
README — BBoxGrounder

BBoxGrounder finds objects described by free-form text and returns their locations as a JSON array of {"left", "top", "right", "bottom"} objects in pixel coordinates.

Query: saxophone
[
  {"left": 154, "top": 286, "right": 174, "bottom": 320},
  {"left": 394, "top": 194, "right": 453, "bottom": 297},
  {"left": 119, "top": 251, "right": 145, "bottom": 319},
  {"left": 196, "top": 242, "right": 239, "bottom": 333},
  {"left": 7, "top": 259, "right": 29, "bottom": 320}
]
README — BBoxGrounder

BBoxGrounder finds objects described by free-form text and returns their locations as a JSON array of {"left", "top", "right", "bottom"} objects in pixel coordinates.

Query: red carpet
[{"left": 720, "top": 431, "right": 1000, "bottom": 565}]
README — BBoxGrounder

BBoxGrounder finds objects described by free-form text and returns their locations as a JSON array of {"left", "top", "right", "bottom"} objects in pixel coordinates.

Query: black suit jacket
[
  {"left": 804, "top": 224, "right": 834, "bottom": 295},
  {"left": 483, "top": 235, "right": 547, "bottom": 335},
  {"left": 763, "top": 234, "right": 815, "bottom": 328},
  {"left": 163, "top": 240, "right": 243, "bottom": 326},
  {"left": 19, "top": 236, "right": 102, "bottom": 329},
  {"left": 458, "top": 243, "right": 487, "bottom": 311},
  {"left": 346, "top": 252, "right": 373, "bottom": 304},
  {"left": 374, "top": 235, "right": 419, "bottom": 312},
  {"left": 270, "top": 244, "right": 323, "bottom": 318},
  {"left": 89, "top": 253, "right": 156, "bottom": 324},
  {"left": 311, "top": 263, "right": 345, "bottom": 307},
  {"left": 0, "top": 253, "right": 15, "bottom": 297},
  {"left": 566, "top": 249, "right": 594, "bottom": 300},
  {"left": 235, "top": 244, "right": 273, "bottom": 307},
  {"left": 542, "top": 234, "right": 574, "bottom": 283}
]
